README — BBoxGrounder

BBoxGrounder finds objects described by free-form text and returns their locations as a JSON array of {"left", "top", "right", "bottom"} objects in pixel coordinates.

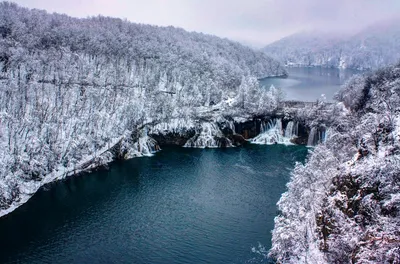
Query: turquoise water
[
  {"left": 260, "top": 66, "right": 362, "bottom": 101},
  {"left": 0, "top": 145, "right": 307, "bottom": 264}
]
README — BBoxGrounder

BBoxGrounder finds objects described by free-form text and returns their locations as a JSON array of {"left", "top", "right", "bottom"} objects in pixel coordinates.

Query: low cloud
[{"left": 12, "top": 0, "right": 400, "bottom": 47}]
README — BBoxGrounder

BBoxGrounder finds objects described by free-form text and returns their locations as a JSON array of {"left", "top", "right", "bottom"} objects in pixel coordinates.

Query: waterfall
[
  {"left": 122, "top": 128, "right": 160, "bottom": 158},
  {"left": 319, "top": 129, "right": 327, "bottom": 144},
  {"left": 307, "top": 127, "right": 327, "bottom": 147},
  {"left": 323, "top": 129, "right": 329, "bottom": 142},
  {"left": 284, "top": 121, "right": 298, "bottom": 139},
  {"left": 227, "top": 120, "right": 236, "bottom": 134},
  {"left": 131, "top": 135, "right": 159, "bottom": 157},
  {"left": 151, "top": 118, "right": 195, "bottom": 135},
  {"left": 260, "top": 121, "right": 268, "bottom": 133},
  {"left": 184, "top": 122, "right": 233, "bottom": 148},
  {"left": 307, "top": 127, "right": 317, "bottom": 147},
  {"left": 251, "top": 119, "right": 297, "bottom": 145}
]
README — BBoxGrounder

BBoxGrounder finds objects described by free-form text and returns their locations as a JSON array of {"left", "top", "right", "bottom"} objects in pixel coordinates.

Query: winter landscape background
[{"left": 0, "top": 1, "right": 400, "bottom": 263}]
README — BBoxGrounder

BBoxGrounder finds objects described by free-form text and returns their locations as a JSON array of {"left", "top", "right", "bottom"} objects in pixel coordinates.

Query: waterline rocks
[
  {"left": 148, "top": 117, "right": 311, "bottom": 148},
  {"left": 0, "top": 115, "right": 313, "bottom": 218},
  {"left": 184, "top": 122, "right": 233, "bottom": 148},
  {"left": 148, "top": 118, "right": 245, "bottom": 148},
  {"left": 149, "top": 118, "right": 197, "bottom": 146}
]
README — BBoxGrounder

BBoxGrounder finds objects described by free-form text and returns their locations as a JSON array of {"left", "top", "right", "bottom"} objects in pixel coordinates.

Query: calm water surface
[
  {"left": 260, "top": 67, "right": 363, "bottom": 101},
  {"left": 0, "top": 145, "right": 307, "bottom": 264}
]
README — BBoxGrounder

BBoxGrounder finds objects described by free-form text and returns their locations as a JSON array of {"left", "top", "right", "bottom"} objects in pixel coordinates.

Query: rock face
[
  {"left": 149, "top": 120, "right": 248, "bottom": 148},
  {"left": 291, "top": 123, "right": 309, "bottom": 145},
  {"left": 219, "top": 122, "right": 248, "bottom": 146},
  {"left": 150, "top": 131, "right": 196, "bottom": 147},
  {"left": 148, "top": 117, "right": 311, "bottom": 148},
  {"left": 227, "top": 134, "right": 248, "bottom": 146},
  {"left": 234, "top": 120, "right": 261, "bottom": 139}
]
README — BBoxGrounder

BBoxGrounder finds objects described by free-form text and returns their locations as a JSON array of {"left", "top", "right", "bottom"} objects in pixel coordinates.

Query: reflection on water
[{"left": 260, "top": 67, "right": 364, "bottom": 101}]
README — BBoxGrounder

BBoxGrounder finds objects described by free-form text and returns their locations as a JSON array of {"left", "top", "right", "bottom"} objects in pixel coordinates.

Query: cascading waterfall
[
  {"left": 132, "top": 135, "right": 159, "bottom": 156},
  {"left": 307, "top": 127, "right": 317, "bottom": 147},
  {"left": 227, "top": 120, "right": 236, "bottom": 134},
  {"left": 260, "top": 121, "right": 268, "bottom": 134},
  {"left": 324, "top": 129, "right": 329, "bottom": 142},
  {"left": 122, "top": 128, "right": 160, "bottom": 158},
  {"left": 284, "top": 121, "right": 298, "bottom": 139},
  {"left": 307, "top": 127, "right": 327, "bottom": 147},
  {"left": 151, "top": 118, "right": 195, "bottom": 135},
  {"left": 251, "top": 119, "right": 297, "bottom": 145},
  {"left": 184, "top": 122, "right": 233, "bottom": 148}
]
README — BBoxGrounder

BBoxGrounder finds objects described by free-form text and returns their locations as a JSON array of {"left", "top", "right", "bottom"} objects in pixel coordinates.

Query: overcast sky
[{"left": 10, "top": 0, "right": 400, "bottom": 48}]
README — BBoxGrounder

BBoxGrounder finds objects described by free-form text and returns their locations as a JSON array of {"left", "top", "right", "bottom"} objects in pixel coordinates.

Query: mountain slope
[
  {"left": 0, "top": 2, "right": 285, "bottom": 216},
  {"left": 263, "top": 31, "right": 347, "bottom": 67},
  {"left": 270, "top": 64, "right": 400, "bottom": 263},
  {"left": 264, "top": 19, "right": 400, "bottom": 70}
]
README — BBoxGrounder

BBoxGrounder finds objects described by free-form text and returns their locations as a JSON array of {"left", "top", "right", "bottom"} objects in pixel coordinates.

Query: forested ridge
[
  {"left": 270, "top": 63, "right": 400, "bottom": 263},
  {"left": 0, "top": 2, "right": 286, "bottom": 215},
  {"left": 264, "top": 19, "right": 400, "bottom": 70}
]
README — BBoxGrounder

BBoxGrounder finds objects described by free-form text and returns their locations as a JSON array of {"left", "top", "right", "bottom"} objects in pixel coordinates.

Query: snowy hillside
[
  {"left": 263, "top": 31, "right": 347, "bottom": 67},
  {"left": 0, "top": 2, "right": 286, "bottom": 216},
  {"left": 264, "top": 19, "right": 400, "bottom": 70},
  {"left": 270, "top": 64, "right": 400, "bottom": 263}
]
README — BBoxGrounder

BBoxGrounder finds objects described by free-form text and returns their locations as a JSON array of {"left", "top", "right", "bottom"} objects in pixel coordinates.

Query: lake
[
  {"left": 260, "top": 67, "right": 363, "bottom": 101},
  {"left": 1, "top": 67, "right": 355, "bottom": 264},
  {"left": 0, "top": 145, "right": 308, "bottom": 264}
]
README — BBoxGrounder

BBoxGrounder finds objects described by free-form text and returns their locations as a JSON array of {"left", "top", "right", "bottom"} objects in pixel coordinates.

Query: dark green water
[{"left": 0, "top": 145, "right": 307, "bottom": 264}]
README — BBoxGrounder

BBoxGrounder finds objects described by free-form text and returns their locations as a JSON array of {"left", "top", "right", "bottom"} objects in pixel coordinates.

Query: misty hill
[
  {"left": 0, "top": 2, "right": 285, "bottom": 215},
  {"left": 263, "top": 30, "right": 347, "bottom": 66},
  {"left": 270, "top": 63, "right": 400, "bottom": 263},
  {"left": 264, "top": 18, "right": 400, "bottom": 70}
]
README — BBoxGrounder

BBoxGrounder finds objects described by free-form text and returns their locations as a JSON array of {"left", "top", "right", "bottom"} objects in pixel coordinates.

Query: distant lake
[{"left": 260, "top": 67, "right": 363, "bottom": 101}]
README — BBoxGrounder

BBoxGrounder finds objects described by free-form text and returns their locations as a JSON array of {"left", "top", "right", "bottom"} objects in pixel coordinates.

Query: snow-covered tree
[
  {"left": 0, "top": 2, "right": 285, "bottom": 215},
  {"left": 270, "top": 63, "right": 400, "bottom": 263},
  {"left": 264, "top": 20, "right": 400, "bottom": 70}
]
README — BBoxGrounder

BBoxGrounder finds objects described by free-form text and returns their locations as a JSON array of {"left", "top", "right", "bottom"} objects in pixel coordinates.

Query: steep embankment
[
  {"left": 264, "top": 19, "right": 400, "bottom": 70},
  {"left": 270, "top": 64, "right": 400, "bottom": 263},
  {"left": 0, "top": 3, "right": 286, "bottom": 216}
]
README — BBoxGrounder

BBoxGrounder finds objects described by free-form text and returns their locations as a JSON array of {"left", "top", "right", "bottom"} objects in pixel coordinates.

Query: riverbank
[{"left": 0, "top": 105, "right": 323, "bottom": 218}]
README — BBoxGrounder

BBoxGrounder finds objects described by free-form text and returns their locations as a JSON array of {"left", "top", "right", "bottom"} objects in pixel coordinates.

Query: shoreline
[{"left": 0, "top": 113, "right": 316, "bottom": 218}]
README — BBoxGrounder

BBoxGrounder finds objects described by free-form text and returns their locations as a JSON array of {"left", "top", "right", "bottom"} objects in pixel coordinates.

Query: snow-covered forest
[
  {"left": 264, "top": 18, "right": 400, "bottom": 70},
  {"left": 270, "top": 63, "right": 400, "bottom": 263},
  {"left": 0, "top": 2, "right": 286, "bottom": 216}
]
